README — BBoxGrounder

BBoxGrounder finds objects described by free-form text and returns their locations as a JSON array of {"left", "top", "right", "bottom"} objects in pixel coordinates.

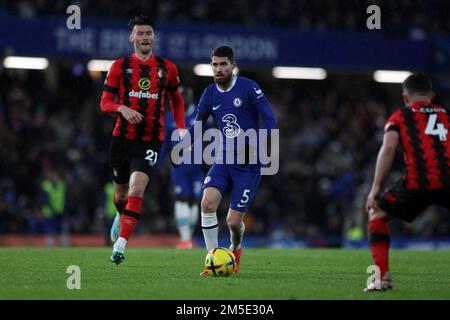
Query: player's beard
[
  {"left": 139, "top": 44, "right": 151, "bottom": 55},
  {"left": 214, "top": 72, "right": 232, "bottom": 85},
  {"left": 137, "top": 40, "right": 152, "bottom": 55}
]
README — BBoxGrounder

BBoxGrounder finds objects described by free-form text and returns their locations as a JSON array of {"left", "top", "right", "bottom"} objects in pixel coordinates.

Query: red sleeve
[
  {"left": 168, "top": 89, "right": 185, "bottom": 129},
  {"left": 165, "top": 60, "right": 184, "bottom": 129},
  {"left": 100, "top": 60, "right": 121, "bottom": 113},
  {"left": 165, "top": 61, "right": 181, "bottom": 91},
  {"left": 384, "top": 109, "right": 401, "bottom": 133}
]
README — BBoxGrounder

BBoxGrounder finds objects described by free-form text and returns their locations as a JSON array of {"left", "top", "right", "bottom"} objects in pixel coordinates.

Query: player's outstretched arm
[
  {"left": 255, "top": 97, "right": 276, "bottom": 131},
  {"left": 250, "top": 83, "right": 276, "bottom": 130},
  {"left": 100, "top": 93, "right": 143, "bottom": 124},
  {"left": 366, "top": 131, "right": 400, "bottom": 212},
  {"left": 99, "top": 60, "right": 143, "bottom": 124},
  {"left": 100, "top": 60, "right": 122, "bottom": 113},
  {"left": 168, "top": 89, "right": 186, "bottom": 133},
  {"left": 118, "top": 105, "right": 143, "bottom": 124}
]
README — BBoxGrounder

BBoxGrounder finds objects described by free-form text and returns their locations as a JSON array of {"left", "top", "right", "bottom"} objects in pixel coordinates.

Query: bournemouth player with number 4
[{"left": 365, "top": 73, "right": 450, "bottom": 291}]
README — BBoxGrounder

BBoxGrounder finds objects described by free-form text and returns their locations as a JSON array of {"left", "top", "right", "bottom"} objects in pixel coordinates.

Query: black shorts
[
  {"left": 378, "top": 180, "right": 450, "bottom": 223},
  {"left": 109, "top": 137, "right": 162, "bottom": 184}
]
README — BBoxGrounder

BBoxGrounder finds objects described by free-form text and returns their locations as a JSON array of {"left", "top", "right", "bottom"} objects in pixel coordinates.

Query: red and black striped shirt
[
  {"left": 101, "top": 53, "right": 185, "bottom": 141},
  {"left": 384, "top": 100, "right": 450, "bottom": 190}
]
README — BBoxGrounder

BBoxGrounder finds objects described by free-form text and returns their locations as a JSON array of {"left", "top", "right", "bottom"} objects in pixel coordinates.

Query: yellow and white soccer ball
[{"left": 204, "top": 247, "right": 236, "bottom": 276}]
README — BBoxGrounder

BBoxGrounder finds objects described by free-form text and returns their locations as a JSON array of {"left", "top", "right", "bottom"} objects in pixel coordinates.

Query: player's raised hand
[
  {"left": 118, "top": 105, "right": 143, "bottom": 124},
  {"left": 178, "top": 128, "right": 187, "bottom": 139},
  {"left": 366, "top": 187, "right": 380, "bottom": 213},
  {"left": 177, "top": 128, "right": 192, "bottom": 151}
]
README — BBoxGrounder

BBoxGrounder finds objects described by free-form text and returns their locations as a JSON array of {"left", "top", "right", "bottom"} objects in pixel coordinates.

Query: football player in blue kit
[
  {"left": 160, "top": 87, "right": 206, "bottom": 249},
  {"left": 182, "top": 46, "right": 277, "bottom": 275}
]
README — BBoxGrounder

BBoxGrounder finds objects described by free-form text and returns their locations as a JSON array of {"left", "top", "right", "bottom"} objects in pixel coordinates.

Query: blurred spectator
[
  {"left": 2, "top": 0, "right": 450, "bottom": 36},
  {"left": 1, "top": 65, "right": 449, "bottom": 242},
  {"left": 1, "top": 0, "right": 450, "bottom": 244},
  {"left": 39, "top": 168, "right": 68, "bottom": 246},
  {"left": 102, "top": 181, "right": 117, "bottom": 246}
]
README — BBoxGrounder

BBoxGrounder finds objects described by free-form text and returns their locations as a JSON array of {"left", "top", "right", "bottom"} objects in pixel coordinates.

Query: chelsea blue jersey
[{"left": 195, "top": 75, "right": 276, "bottom": 164}]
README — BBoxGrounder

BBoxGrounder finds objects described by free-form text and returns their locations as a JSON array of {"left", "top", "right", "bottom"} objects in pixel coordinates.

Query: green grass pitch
[{"left": 0, "top": 248, "right": 449, "bottom": 300}]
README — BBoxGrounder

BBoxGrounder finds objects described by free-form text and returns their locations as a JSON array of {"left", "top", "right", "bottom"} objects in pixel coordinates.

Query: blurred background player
[
  {"left": 182, "top": 46, "right": 277, "bottom": 274},
  {"left": 40, "top": 168, "right": 68, "bottom": 247},
  {"left": 159, "top": 86, "right": 206, "bottom": 249},
  {"left": 365, "top": 73, "right": 450, "bottom": 291},
  {"left": 100, "top": 14, "right": 185, "bottom": 264},
  {"left": 102, "top": 181, "right": 117, "bottom": 246},
  {"left": 3, "top": 0, "right": 450, "bottom": 260}
]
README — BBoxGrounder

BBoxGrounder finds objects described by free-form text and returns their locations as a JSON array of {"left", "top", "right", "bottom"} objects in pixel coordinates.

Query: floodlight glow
[
  {"left": 3, "top": 56, "right": 49, "bottom": 70},
  {"left": 87, "top": 60, "right": 115, "bottom": 72},
  {"left": 272, "top": 67, "right": 327, "bottom": 80},
  {"left": 193, "top": 64, "right": 213, "bottom": 76},
  {"left": 373, "top": 70, "right": 412, "bottom": 83}
]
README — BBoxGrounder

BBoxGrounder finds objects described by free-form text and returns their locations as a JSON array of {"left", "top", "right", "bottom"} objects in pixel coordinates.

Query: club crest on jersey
[
  {"left": 233, "top": 98, "right": 242, "bottom": 107},
  {"left": 138, "top": 78, "right": 151, "bottom": 91}
]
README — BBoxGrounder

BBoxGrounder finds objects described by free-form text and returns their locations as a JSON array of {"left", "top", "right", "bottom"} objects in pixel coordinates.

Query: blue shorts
[
  {"left": 203, "top": 164, "right": 261, "bottom": 213},
  {"left": 171, "top": 164, "right": 204, "bottom": 199}
]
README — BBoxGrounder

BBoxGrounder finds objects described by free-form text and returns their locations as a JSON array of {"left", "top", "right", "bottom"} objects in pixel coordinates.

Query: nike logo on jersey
[
  {"left": 237, "top": 203, "right": 247, "bottom": 208},
  {"left": 212, "top": 104, "right": 221, "bottom": 110}
]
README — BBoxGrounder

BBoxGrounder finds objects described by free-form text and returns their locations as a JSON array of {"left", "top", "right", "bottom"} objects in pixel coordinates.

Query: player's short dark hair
[
  {"left": 211, "top": 46, "right": 235, "bottom": 63},
  {"left": 402, "top": 73, "right": 432, "bottom": 95},
  {"left": 128, "top": 14, "right": 155, "bottom": 30}
]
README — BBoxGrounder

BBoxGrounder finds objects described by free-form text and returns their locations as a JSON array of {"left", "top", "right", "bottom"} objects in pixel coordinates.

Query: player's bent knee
[
  {"left": 201, "top": 189, "right": 220, "bottom": 213},
  {"left": 201, "top": 195, "right": 220, "bottom": 213},
  {"left": 128, "top": 185, "right": 146, "bottom": 197},
  {"left": 226, "top": 212, "right": 243, "bottom": 230},
  {"left": 201, "top": 198, "right": 218, "bottom": 213},
  {"left": 227, "top": 219, "right": 242, "bottom": 230}
]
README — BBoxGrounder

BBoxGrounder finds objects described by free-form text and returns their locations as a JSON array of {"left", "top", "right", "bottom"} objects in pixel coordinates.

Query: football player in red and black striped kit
[
  {"left": 365, "top": 73, "right": 450, "bottom": 291},
  {"left": 100, "top": 15, "right": 185, "bottom": 264}
]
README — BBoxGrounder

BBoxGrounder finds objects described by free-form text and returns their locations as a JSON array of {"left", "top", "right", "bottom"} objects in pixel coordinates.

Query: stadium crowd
[
  {"left": 1, "top": 64, "right": 450, "bottom": 243},
  {"left": 1, "top": 0, "right": 450, "bottom": 245},
  {"left": 2, "top": 0, "right": 448, "bottom": 37}
]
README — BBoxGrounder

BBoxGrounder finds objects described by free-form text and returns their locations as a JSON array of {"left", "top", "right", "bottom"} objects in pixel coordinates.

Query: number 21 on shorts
[{"left": 145, "top": 149, "right": 158, "bottom": 166}]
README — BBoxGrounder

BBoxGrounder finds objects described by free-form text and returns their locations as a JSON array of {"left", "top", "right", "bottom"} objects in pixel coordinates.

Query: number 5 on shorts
[{"left": 241, "top": 189, "right": 250, "bottom": 204}]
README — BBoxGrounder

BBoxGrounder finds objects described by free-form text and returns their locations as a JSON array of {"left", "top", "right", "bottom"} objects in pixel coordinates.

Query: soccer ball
[{"left": 204, "top": 247, "right": 236, "bottom": 276}]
